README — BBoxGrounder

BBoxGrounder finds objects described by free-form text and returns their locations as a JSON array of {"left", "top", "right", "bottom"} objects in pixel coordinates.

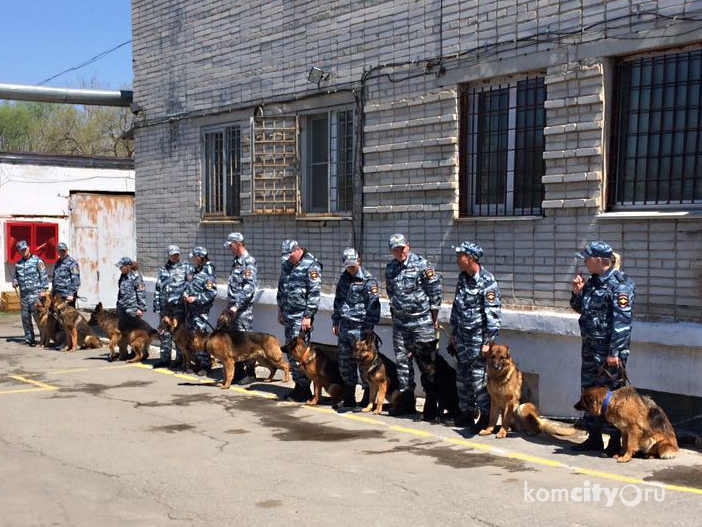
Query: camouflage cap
[
  {"left": 576, "top": 241, "right": 613, "bottom": 259},
  {"left": 223, "top": 232, "right": 244, "bottom": 247},
  {"left": 281, "top": 239, "right": 298, "bottom": 257},
  {"left": 15, "top": 240, "right": 28, "bottom": 252},
  {"left": 388, "top": 233, "right": 408, "bottom": 250},
  {"left": 116, "top": 256, "right": 133, "bottom": 267},
  {"left": 167, "top": 244, "right": 181, "bottom": 256},
  {"left": 455, "top": 241, "right": 483, "bottom": 260},
  {"left": 342, "top": 247, "right": 360, "bottom": 268},
  {"left": 57, "top": 242, "right": 68, "bottom": 252},
  {"left": 189, "top": 246, "right": 208, "bottom": 258}
]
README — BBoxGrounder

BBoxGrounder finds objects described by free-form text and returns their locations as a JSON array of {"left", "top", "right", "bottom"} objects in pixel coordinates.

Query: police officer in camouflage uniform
[
  {"left": 277, "top": 240, "right": 322, "bottom": 402},
  {"left": 224, "top": 232, "right": 258, "bottom": 385},
  {"left": 332, "top": 248, "right": 381, "bottom": 408},
  {"left": 153, "top": 245, "right": 191, "bottom": 369},
  {"left": 12, "top": 240, "right": 49, "bottom": 346},
  {"left": 571, "top": 241, "right": 635, "bottom": 455},
  {"left": 52, "top": 242, "right": 80, "bottom": 306},
  {"left": 184, "top": 246, "right": 217, "bottom": 375},
  {"left": 449, "top": 242, "right": 501, "bottom": 431},
  {"left": 385, "top": 234, "right": 442, "bottom": 416},
  {"left": 116, "top": 256, "right": 147, "bottom": 318}
]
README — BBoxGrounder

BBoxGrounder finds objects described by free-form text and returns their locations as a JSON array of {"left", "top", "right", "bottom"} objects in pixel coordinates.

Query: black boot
[
  {"left": 359, "top": 387, "right": 370, "bottom": 408},
  {"left": 236, "top": 361, "right": 257, "bottom": 386},
  {"left": 232, "top": 362, "right": 246, "bottom": 383},
  {"left": 470, "top": 409, "right": 490, "bottom": 433},
  {"left": 153, "top": 359, "right": 170, "bottom": 369},
  {"left": 285, "top": 383, "right": 312, "bottom": 402},
  {"left": 389, "top": 391, "right": 417, "bottom": 417},
  {"left": 336, "top": 385, "right": 357, "bottom": 410},
  {"left": 453, "top": 409, "right": 477, "bottom": 427},
  {"left": 572, "top": 430, "right": 605, "bottom": 452},
  {"left": 604, "top": 430, "right": 622, "bottom": 457}
]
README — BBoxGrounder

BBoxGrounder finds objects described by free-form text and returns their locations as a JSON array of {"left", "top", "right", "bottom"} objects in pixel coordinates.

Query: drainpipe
[{"left": 0, "top": 83, "right": 133, "bottom": 107}]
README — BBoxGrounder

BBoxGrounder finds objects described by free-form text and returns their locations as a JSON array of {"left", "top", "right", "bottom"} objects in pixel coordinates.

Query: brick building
[{"left": 131, "top": 1, "right": 702, "bottom": 417}]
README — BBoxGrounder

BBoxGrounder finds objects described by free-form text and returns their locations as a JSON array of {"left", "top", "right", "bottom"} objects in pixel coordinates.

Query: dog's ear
[
  {"left": 504, "top": 345, "right": 511, "bottom": 358},
  {"left": 96, "top": 302, "right": 102, "bottom": 312}
]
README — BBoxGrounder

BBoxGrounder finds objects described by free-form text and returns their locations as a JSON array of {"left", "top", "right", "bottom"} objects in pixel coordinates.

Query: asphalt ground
[{"left": 0, "top": 313, "right": 701, "bottom": 527}]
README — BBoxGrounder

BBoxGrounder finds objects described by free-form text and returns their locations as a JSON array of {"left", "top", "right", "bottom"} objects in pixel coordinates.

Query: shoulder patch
[
  {"left": 38, "top": 261, "right": 46, "bottom": 270},
  {"left": 136, "top": 282, "right": 145, "bottom": 291},
  {"left": 370, "top": 284, "right": 379, "bottom": 296},
  {"left": 206, "top": 280, "right": 215, "bottom": 290},
  {"left": 70, "top": 264, "right": 79, "bottom": 274},
  {"left": 486, "top": 290, "right": 496, "bottom": 302},
  {"left": 244, "top": 268, "right": 253, "bottom": 278},
  {"left": 424, "top": 267, "right": 435, "bottom": 279},
  {"left": 617, "top": 292, "right": 630, "bottom": 308},
  {"left": 310, "top": 269, "right": 320, "bottom": 281}
]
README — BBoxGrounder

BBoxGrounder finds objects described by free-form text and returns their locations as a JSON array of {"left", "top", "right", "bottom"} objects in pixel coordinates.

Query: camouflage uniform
[
  {"left": 385, "top": 235, "right": 442, "bottom": 394},
  {"left": 450, "top": 242, "right": 501, "bottom": 415},
  {"left": 153, "top": 245, "right": 191, "bottom": 363},
  {"left": 116, "top": 258, "right": 147, "bottom": 317},
  {"left": 52, "top": 244, "right": 80, "bottom": 304},
  {"left": 277, "top": 240, "right": 322, "bottom": 387},
  {"left": 13, "top": 241, "right": 49, "bottom": 345},
  {"left": 184, "top": 247, "right": 217, "bottom": 369},
  {"left": 332, "top": 248, "right": 381, "bottom": 389}
]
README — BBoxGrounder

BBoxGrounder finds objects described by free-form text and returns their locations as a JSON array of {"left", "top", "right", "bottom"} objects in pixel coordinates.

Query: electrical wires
[{"left": 38, "top": 40, "right": 132, "bottom": 86}]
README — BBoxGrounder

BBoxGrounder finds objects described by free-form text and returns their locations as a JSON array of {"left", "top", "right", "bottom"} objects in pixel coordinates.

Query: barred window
[
  {"left": 303, "top": 108, "right": 354, "bottom": 214},
  {"left": 460, "top": 76, "right": 546, "bottom": 217},
  {"left": 203, "top": 125, "right": 240, "bottom": 217},
  {"left": 609, "top": 49, "right": 702, "bottom": 208}
]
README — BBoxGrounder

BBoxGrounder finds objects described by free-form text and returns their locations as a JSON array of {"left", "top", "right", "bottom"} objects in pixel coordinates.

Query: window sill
[
  {"left": 200, "top": 217, "right": 242, "bottom": 224},
  {"left": 454, "top": 215, "right": 544, "bottom": 222},
  {"left": 596, "top": 211, "right": 702, "bottom": 221},
  {"left": 295, "top": 215, "right": 353, "bottom": 222}
]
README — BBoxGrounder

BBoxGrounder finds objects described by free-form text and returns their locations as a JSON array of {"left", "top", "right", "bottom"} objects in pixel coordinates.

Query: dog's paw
[
  {"left": 362, "top": 406, "right": 373, "bottom": 413},
  {"left": 478, "top": 428, "right": 493, "bottom": 436},
  {"left": 373, "top": 408, "right": 382, "bottom": 415},
  {"left": 496, "top": 429, "right": 507, "bottom": 438}
]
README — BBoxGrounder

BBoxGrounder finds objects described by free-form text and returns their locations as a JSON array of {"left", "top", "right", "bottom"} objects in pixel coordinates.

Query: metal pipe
[{"left": 0, "top": 83, "right": 132, "bottom": 107}]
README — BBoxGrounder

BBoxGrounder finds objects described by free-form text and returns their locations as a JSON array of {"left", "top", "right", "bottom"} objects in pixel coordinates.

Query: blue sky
[{"left": 0, "top": 0, "right": 132, "bottom": 89}]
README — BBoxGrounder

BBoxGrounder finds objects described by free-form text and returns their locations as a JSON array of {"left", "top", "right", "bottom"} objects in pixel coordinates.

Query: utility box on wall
[{"left": 5, "top": 221, "right": 59, "bottom": 263}]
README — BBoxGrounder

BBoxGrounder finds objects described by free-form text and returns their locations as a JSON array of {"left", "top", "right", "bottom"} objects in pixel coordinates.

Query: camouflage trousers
[
  {"left": 186, "top": 304, "right": 212, "bottom": 368},
  {"left": 20, "top": 293, "right": 41, "bottom": 344},
  {"left": 282, "top": 313, "right": 311, "bottom": 387},
  {"left": 454, "top": 328, "right": 489, "bottom": 414},
  {"left": 392, "top": 314, "right": 436, "bottom": 393},
  {"left": 229, "top": 307, "right": 255, "bottom": 376},
  {"left": 581, "top": 340, "right": 629, "bottom": 430},
  {"left": 337, "top": 323, "right": 368, "bottom": 389},
  {"left": 158, "top": 303, "right": 184, "bottom": 362}
]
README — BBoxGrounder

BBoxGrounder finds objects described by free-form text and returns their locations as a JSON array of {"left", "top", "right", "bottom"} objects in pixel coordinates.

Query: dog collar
[
  {"left": 601, "top": 391, "right": 613, "bottom": 414},
  {"left": 367, "top": 350, "right": 382, "bottom": 374}
]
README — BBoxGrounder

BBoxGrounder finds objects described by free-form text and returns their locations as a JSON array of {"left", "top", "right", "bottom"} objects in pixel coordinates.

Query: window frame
[
  {"left": 201, "top": 123, "right": 242, "bottom": 219},
  {"left": 458, "top": 73, "right": 546, "bottom": 218},
  {"left": 299, "top": 105, "right": 355, "bottom": 216}
]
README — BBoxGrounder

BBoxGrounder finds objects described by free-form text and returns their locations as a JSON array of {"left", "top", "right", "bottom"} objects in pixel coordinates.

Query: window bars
[{"left": 203, "top": 125, "right": 241, "bottom": 217}]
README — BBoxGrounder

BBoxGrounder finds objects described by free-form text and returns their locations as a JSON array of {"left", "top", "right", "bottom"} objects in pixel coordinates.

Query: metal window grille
[
  {"left": 252, "top": 116, "right": 297, "bottom": 214},
  {"left": 609, "top": 49, "right": 702, "bottom": 208},
  {"left": 459, "top": 76, "right": 545, "bottom": 216},
  {"left": 304, "top": 108, "right": 354, "bottom": 214},
  {"left": 203, "top": 125, "right": 240, "bottom": 216}
]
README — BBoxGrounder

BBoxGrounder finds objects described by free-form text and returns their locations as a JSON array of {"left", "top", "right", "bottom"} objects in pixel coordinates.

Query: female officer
[
  {"left": 570, "top": 241, "right": 635, "bottom": 455},
  {"left": 116, "top": 257, "right": 146, "bottom": 318},
  {"left": 183, "top": 246, "right": 217, "bottom": 375}
]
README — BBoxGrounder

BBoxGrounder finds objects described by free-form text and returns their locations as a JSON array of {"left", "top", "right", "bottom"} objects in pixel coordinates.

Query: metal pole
[{"left": 0, "top": 83, "right": 132, "bottom": 107}]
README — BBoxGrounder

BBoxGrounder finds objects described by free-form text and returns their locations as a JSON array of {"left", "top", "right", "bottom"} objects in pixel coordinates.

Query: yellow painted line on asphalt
[
  {"left": 573, "top": 467, "right": 644, "bottom": 485},
  {"left": 99, "top": 364, "right": 134, "bottom": 370},
  {"left": 389, "top": 425, "right": 433, "bottom": 437},
  {"left": 43, "top": 368, "right": 89, "bottom": 375},
  {"left": 341, "top": 414, "right": 385, "bottom": 426},
  {"left": 228, "top": 386, "right": 278, "bottom": 399},
  {"left": 152, "top": 368, "right": 175, "bottom": 375},
  {"left": 443, "top": 437, "right": 496, "bottom": 452},
  {"left": 506, "top": 451, "right": 565, "bottom": 468},
  {"left": 658, "top": 483, "right": 702, "bottom": 496},
  {"left": 130, "top": 363, "right": 153, "bottom": 370},
  {"left": 173, "top": 373, "right": 200, "bottom": 381},
  {"left": 306, "top": 406, "right": 338, "bottom": 415},
  {"left": 0, "top": 375, "right": 59, "bottom": 395}
]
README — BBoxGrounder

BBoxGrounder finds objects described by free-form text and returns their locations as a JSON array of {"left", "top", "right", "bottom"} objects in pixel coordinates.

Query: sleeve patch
[
  {"left": 618, "top": 293, "right": 629, "bottom": 308},
  {"left": 38, "top": 261, "right": 46, "bottom": 270},
  {"left": 424, "top": 268, "right": 435, "bottom": 279},
  {"left": 370, "top": 285, "right": 379, "bottom": 296},
  {"left": 310, "top": 270, "right": 320, "bottom": 280},
  {"left": 486, "top": 290, "right": 496, "bottom": 302},
  {"left": 71, "top": 265, "right": 79, "bottom": 274},
  {"left": 244, "top": 268, "right": 253, "bottom": 279},
  {"left": 136, "top": 282, "right": 146, "bottom": 291},
  {"left": 206, "top": 280, "right": 215, "bottom": 290}
]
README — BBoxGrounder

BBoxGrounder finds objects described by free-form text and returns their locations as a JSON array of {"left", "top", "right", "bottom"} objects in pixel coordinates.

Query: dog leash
[{"left": 596, "top": 363, "right": 630, "bottom": 386}]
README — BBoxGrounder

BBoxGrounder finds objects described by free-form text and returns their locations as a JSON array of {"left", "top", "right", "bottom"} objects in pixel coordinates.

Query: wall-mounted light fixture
[{"left": 307, "top": 66, "right": 329, "bottom": 85}]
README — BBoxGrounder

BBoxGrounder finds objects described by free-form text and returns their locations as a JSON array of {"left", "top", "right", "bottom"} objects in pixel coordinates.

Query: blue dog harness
[{"left": 602, "top": 391, "right": 613, "bottom": 414}]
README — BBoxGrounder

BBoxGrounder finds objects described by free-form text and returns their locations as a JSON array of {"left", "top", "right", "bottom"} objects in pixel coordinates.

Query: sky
[{"left": 0, "top": 0, "right": 132, "bottom": 90}]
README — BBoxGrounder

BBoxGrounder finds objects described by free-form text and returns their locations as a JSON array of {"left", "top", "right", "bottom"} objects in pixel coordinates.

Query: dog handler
[
  {"left": 570, "top": 241, "right": 635, "bottom": 455},
  {"left": 153, "top": 245, "right": 192, "bottom": 369},
  {"left": 449, "top": 242, "right": 501, "bottom": 432},
  {"left": 12, "top": 240, "right": 49, "bottom": 346},
  {"left": 385, "top": 234, "right": 442, "bottom": 416},
  {"left": 331, "top": 247, "right": 381, "bottom": 409},
  {"left": 52, "top": 242, "right": 81, "bottom": 307},
  {"left": 184, "top": 246, "right": 217, "bottom": 376},
  {"left": 116, "top": 257, "right": 147, "bottom": 319}
]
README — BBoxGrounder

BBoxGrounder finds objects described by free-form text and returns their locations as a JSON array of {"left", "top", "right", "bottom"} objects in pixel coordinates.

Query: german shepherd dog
[
  {"left": 575, "top": 386, "right": 679, "bottom": 463},
  {"left": 52, "top": 295, "right": 101, "bottom": 352},
  {"left": 480, "top": 343, "right": 577, "bottom": 438},
  {"left": 158, "top": 315, "right": 210, "bottom": 372},
  {"left": 34, "top": 295, "right": 63, "bottom": 348},
  {"left": 283, "top": 336, "right": 345, "bottom": 405},
  {"left": 353, "top": 334, "right": 401, "bottom": 414},
  {"left": 413, "top": 344, "right": 460, "bottom": 423},
  {"left": 88, "top": 303, "right": 157, "bottom": 363}
]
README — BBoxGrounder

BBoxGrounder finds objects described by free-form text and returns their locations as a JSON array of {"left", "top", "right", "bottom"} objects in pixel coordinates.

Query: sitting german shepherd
[
  {"left": 575, "top": 386, "right": 679, "bottom": 463},
  {"left": 158, "top": 315, "right": 210, "bottom": 371},
  {"left": 52, "top": 295, "right": 101, "bottom": 352},
  {"left": 353, "top": 334, "right": 401, "bottom": 414},
  {"left": 88, "top": 303, "right": 156, "bottom": 362},
  {"left": 480, "top": 342, "right": 577, "bottom": 438},
  {"left": 34, "top": 295, "right": 63, "bottom": 348},
  {"left": 413, "top": 345, "right": 460, "bottom": 423},
  {"left": 283, "top": 336, "right": 345, "bottom": 405}
]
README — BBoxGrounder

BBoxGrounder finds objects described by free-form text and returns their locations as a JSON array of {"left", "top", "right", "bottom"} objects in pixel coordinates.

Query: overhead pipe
[{"left": 0, "top": 83, "right": 132, "bottom": 107}]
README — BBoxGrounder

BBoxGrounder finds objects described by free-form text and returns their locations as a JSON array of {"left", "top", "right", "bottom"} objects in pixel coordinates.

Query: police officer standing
[
  {"left": 183, "top": 246, "right": 217, "bottom": 375},
  {"left": 332, "top": 248, "right": 381, "bottom": 408},
  {"left": 52, "top": 242, "right": 80, "bottom": 306},
  {"left": 116, "top": 257, "right": 146, "bottom": 318},
  {"left": 571, "top": 241, "right": 635, "bottom": 455},
  {"left": 224, "top": 232, "right": 258, "bottom": 385},
  {"left": 449, "top": 242, "right": 501, "bottom": 431},
  {"left": 277, "top": 240, "right": 322, "bottom": 401},
  {"left": 12, "top": 240, "right": 49, "bottom": 346},
  {"left": 385, "top": 234, "right": 442, "bottom": 416},
  {"left": 153, "top": 245, "right": 191, "bottom": 369}
]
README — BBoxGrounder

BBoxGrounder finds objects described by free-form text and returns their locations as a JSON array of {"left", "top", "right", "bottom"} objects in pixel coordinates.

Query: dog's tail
[
  {"left": 85, "top": 335, "right": 102, "bottom": 349},
  {"left": 516, "top": 403, "right": 578, "bottom": 437}
]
